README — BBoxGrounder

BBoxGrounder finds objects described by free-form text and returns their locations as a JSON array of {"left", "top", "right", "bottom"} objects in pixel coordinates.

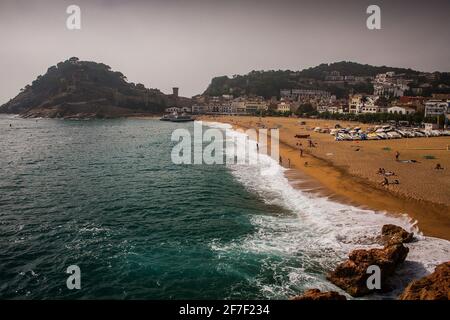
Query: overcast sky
[{"left": 0, "top": 0, "right": 449, "bottom": 103}]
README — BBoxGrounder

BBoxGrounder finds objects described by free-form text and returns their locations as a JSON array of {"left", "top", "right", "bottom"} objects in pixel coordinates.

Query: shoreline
[{"left": 200, "top": 115, "right": 450, "bottom": 241}]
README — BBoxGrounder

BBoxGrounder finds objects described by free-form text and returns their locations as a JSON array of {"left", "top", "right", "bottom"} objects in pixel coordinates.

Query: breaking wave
[{"left": 203, "top": 121, "right": 450, "bottom": 299}]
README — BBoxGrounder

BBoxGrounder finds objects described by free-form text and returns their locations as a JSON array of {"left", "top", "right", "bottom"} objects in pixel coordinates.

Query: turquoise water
[
  {"left": 1, "top": 116, "right": 449, "bottom": 299},
  {"left": 0, "top": 117, "right": 299, "bottom": 299}
]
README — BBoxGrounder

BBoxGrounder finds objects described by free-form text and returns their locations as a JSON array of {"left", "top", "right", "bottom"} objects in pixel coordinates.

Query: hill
[
  {"left": 0, "top": 57, "right": 190, "bottom": 118},
  {"left": 203, "top": 61, "right": 423, "bottom": 99}
]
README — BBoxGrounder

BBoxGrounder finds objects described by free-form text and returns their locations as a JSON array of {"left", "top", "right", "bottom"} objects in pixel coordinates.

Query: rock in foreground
[
  {"left": 327, "top": 242, "right": 409, "bottom": 297},
  {"left": 291, "top": 289, "right": 347, "bottom": 301},
  {"left": 399, "top": 262, "right": 450, "bottom": 300},
  {"left": 381, "top": 224, "right": 414, "bottom": 245}
]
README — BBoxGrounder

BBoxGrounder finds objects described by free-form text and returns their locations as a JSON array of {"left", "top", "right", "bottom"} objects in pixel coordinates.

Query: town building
[
  {"left": 348, "top": 94, "right": 381, "bottom": 114},
  {"left": 191, "top": 105, "right": 206, "bottom": 114},
  {"left": 387, "top": 106, "right": 416, "bottom": 115},
  {"left": 361, "top": 105, "right": 382, "bottom": 114},
  {"left": 373, "top": 72, "right": 409, "bottom": 98},
  {"left": 165, "top": 107, "right": 181, "bottom": 113},
  {"left": 276, "top": 101, "right": 292, "bottom": 113},
  {"left": 424, "top": 100, "right": 449, "bottom": 117},
  {"left": 280, "top": 89, "right": 331, "bottom": 103},
  {"left": 397, "top": 96, "right": 427, "bottom": 112},
  {"left": 349, "top": 94, "right": 364, "bottom": 114}
]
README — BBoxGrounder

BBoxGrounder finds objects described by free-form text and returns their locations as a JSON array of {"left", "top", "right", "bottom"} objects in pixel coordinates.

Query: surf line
[{"left": 179, "top": 304, "right": 214, "bottom": 318}]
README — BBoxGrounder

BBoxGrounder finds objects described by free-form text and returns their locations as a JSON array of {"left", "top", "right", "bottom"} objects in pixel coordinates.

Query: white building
[
  {"left": 373, "top": 72, "right": 409, "bottom": 98},
  {"left": 165, "top": 107, "right": 182, "bottom": 113},
  {"left": 424, "top": 100, "right": 449, "bottom": 117},
  {"left": 349, "top": 95, "right": 380, "bottom": 114},
  {"left": 192, "top": 105, "right": 206, "bottom": 114},
  {"left": 348, "top": 95, "right": 363, "bottom": 114},
  {"left": 387, "top": 106, "right": 416, "bottom": 115},
  {"left": 231, "top": 99, "right": 267, "bottom": 114},
  {"left": 317, "top": 105, "right": 329, "bottom": 113},
  {"left": 361, "top": 106, "right": 381, "bottom": 114},
  {"left": 276, "top": 101, "right": 291, "bottom": 113},
  {"left": 280, "top": 89, "right": 331, "bottom": 101}
]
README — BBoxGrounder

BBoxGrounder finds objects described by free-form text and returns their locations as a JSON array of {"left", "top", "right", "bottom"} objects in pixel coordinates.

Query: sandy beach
[{"left": 200, "top": 115, "right": 450, "bottom": 240}]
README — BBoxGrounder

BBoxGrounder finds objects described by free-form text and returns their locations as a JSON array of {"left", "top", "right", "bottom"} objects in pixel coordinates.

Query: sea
[{"left": 0, "top": 115, "right": 448, "bottom": 299}]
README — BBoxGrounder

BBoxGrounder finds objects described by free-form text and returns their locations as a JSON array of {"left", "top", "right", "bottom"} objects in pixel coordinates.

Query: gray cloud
[{"left": 0, "top": 0, "right": 449, "bottom": 103}]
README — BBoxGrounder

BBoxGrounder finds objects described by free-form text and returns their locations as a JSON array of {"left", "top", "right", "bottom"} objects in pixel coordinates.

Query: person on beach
[
  {"left": 300, "top": 148, "right": 304, "bottom": 157},
  {"left": 279, "top": 156, "right": 282, "bottom": 165},
  {"left": 395, "top": 151, "right": 400, "bottom": 161},
  {"left": 435, "top": 163, "right": 444, "bottom": 170},
  {"left": 381, "top": 177, "right": 389, "bottom": 186},
  {"left": 256, "top": 143, "right": 259, "bottom": 152},
  {"left": 288, "top": 158, "right": 291, "bottom": 168}
]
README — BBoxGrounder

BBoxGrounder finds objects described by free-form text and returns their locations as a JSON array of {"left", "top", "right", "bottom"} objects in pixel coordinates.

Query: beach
[{"left": 200, "top": 115, "right": 450, "bottom": 240}]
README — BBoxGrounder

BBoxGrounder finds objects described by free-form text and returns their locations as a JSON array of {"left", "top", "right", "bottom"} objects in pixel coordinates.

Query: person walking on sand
[
  {"left": 279, "top": 156, "right": 282, "bottom": 165},
  {"left": 300, "top": 148, "right": 303, "bottom": 157},
  {"left": 395, "top": 151, "right": 400, "bottom": 161},
  {"left": 288, "top": 158, "right": 291, "bottom": 168}
]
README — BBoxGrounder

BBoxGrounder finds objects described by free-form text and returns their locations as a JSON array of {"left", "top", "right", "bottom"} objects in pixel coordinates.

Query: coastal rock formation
[
  {"left": 381, "top": 224, "right": 414, "bottom": 245},
  {"left": 0, "top": 57, "right": 192, "bottom": 118},
  {"left": 399, "top": 262, "right": 450, "bottom": 300},
  {"left": 291, "top": 289, "right": 347, "bottom": 301},
  {"left": 327, "top": 241, "right": 409, "bottom": 297}
]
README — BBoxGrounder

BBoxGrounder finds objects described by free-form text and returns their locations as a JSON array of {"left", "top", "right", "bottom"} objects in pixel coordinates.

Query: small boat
[
  {"left": 170, "top": 114, "right": 194, "bottom": 122},
  {"left": 386, "top": 131, "right": 401, "bottom": 139},
  {"left": 330, "top": 129, "right": 339, "bottom": 136},
  {"left": 403, "top": 131, "right": 415, "bottom": 138},
  {"left": 160, "top": 114, "right": 174, "bottom": 121},
  {"left": 367, "top": 132, "right": 379, "bottom": 140},
  {"left": 414, "top": 131, "right": 426, "bottom": 137},
  {"left": 376, "top": 132, "right": 388, "bottom": 139},
  {"left": 430, "top": 130, "right": 441, "bottom": 137},
  {"left": 337, "top": 133, "right": 352, "bottom": 141},
  {"left": 396, "top": 130, "right": 407, "bottom": 137},
  {"left": 160, "top": 112, "right": 194, "bottom": 122}
]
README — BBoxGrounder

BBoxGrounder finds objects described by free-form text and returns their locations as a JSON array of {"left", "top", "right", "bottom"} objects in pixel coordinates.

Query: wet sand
[{"left": 201, "top": 115, "right": 450, "bottom": 240}]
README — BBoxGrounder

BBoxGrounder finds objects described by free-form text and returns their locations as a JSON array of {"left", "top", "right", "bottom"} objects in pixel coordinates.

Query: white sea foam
[{"left": 203, "top": 121, "right": 450, "bottom": 299}]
